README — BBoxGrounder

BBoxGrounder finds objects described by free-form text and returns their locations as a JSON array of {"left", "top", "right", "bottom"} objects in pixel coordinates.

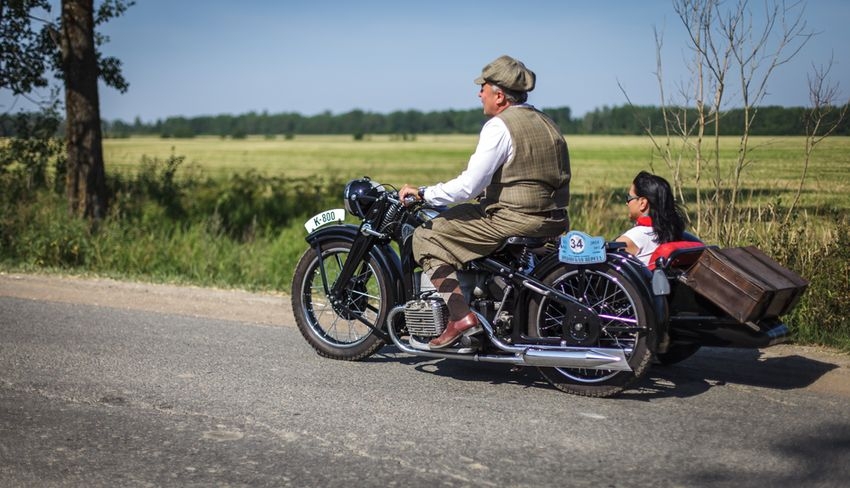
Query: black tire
[
  {"left": 528, "top": 262, "right": 653, "bottom": 397},
  {"left": 655, "top": 343, "right": 701, "bottom": 366},
  {"left": 291, "top": 240, "right": 389, "bottom": 360}
]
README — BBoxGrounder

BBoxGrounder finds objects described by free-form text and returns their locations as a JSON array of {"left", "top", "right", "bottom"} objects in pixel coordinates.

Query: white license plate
[{"left": 304, "top": 208, "right": 345, "bottom": 233}]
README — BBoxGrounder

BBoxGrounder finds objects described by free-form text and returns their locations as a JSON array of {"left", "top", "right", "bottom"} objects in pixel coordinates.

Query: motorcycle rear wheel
[
  {"left": 528, "top": 262, "right": 653, "bottom": 397},
  {"left": 291, "top": 240, "right": 389, "bottom": 360}
]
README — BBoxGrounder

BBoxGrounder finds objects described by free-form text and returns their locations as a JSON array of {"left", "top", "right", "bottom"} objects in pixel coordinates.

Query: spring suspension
[
  {"left": 380, "top": 201, "right": 402, "bottom": 231},
  {"left": 516, "top": 246, "right": 535, "bottom": 272}
]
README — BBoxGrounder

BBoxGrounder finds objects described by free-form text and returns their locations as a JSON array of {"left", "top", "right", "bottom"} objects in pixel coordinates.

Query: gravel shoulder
[
  {"left": 2, "top": 270, "right": 848, "bottom": 397},
  {"left": 0, "top": 271, "right": 293, "bottom": 327}
]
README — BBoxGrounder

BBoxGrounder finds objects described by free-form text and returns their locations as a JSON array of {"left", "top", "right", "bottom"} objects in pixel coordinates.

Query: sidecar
[{"left": 647, "top": 240, "right": 809, "bottom": 365}]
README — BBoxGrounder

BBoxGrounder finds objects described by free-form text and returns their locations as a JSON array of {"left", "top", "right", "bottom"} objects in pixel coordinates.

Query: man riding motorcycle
[{"left": 399, "top": 55, "right": 571, "bottom": 349}]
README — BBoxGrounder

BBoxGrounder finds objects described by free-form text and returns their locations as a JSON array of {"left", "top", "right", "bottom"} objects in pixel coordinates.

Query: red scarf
[{"left": 636, "top": 216, "right": 653, "bottom": 227}]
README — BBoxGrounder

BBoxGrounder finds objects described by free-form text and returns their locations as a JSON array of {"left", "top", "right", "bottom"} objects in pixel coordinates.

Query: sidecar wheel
[
  {"left": 528, "top": 262, "right": 653, "bottom": 398},
  {"left": 291, "top": 240, "right": 389, "bottom": 360}
]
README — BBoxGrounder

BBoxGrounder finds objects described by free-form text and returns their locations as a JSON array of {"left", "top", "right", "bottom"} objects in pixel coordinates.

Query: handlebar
[{"left": 402, "top": 194, "right": 418, "bottom": 206}]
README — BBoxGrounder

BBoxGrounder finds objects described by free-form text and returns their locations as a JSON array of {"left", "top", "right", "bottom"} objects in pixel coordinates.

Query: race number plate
[
  {"left": 304, "top": 208, "right": 345, "bottom": 233},
  {"left": 559, "top": 231, "right": 606, "bottom": 264}
]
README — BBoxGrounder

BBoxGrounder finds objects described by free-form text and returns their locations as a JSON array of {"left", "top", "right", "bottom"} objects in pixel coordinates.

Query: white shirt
[
  {"left": 422, "top": 106, "right": 531, "bottom": 205},
  {"left": 622, "top": 225, "right": 659, "bottom": 266}
]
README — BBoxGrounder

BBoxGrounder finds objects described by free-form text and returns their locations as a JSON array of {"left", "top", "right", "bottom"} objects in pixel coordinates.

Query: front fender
[
  {"left": 305, "top": 223, "right": 360, "bottom": 246},
  {"left": 305, "top": 224, "right": 404, "bottom": 305}
]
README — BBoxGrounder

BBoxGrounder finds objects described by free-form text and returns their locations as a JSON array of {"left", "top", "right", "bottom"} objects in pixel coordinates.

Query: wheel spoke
[
  {"left": 302, "top": 247, "right": 383, "bottom": 347},
  {"left": 538, "top": 267, "right": 643, "bottom": 383},
  {"left": 291, "top": 240, "right": 388, "bottom": 361}
]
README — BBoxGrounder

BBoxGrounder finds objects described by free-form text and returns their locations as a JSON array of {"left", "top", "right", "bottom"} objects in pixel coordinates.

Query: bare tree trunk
[{"left": 61, "top": 0, "right": 107, "bottom": 220}]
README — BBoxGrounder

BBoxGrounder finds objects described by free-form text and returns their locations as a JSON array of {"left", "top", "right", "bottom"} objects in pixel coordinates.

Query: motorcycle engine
[{"left": 403, "top": 299, "right": 448, "bottom": 338}]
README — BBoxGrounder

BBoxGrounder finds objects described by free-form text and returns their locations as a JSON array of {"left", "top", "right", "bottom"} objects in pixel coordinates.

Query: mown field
[{"left": 103, "top": 134, "right": 850, "bottom": 210}]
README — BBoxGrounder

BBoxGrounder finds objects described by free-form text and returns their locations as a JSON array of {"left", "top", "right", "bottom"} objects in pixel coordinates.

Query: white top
[
  {"left": 622, "top": 225, "right": 659, "bottom": 266},
  {"left": 422, "top": 105, "right": 534, "bottom": 205}
]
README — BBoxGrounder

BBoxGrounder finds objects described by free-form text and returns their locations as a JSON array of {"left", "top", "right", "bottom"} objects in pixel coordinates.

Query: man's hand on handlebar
[{"left": 399, "top": 184, "right": 423, "bottom": 206}]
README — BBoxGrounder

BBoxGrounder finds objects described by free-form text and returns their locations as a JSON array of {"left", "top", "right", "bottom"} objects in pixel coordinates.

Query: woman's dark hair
[{"left": 633, "top": 170, "right": 685, "bottom": 243}]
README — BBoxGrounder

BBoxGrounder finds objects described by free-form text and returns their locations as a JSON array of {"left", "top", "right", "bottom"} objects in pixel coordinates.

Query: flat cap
[{"left": 474, "top": 55, "right": 536, "bottom": 92}]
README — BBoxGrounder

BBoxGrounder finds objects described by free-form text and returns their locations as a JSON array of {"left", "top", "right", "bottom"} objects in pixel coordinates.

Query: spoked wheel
[
  {"left": 291, "top": 240, "right": 389, "bottom": 360},
  {"left": 528, "top": 262, "right": 653, "bottom": 397}
]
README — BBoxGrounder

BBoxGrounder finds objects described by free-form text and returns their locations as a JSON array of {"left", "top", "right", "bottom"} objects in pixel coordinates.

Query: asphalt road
[{"left": 1, "top": 273, "right": 849, "bottom": 487}]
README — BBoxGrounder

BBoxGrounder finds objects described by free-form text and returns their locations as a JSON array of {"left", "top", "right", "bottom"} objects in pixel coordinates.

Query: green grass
[
  {"left": 102, "top": 134, "right": 850, "bottom": 351},
  {"left": 104, "top": 135, "right": 473, "bottom": 187},
  {"left": 104, "top": 134, "right": 850, "bottom": 209}
]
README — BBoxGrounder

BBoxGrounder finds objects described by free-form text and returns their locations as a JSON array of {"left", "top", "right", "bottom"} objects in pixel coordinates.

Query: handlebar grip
[{"left": 402, "top": 195, "right": 418, "bottom": 205}]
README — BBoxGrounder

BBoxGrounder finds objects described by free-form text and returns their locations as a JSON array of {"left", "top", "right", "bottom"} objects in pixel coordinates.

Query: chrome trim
[{"left": 387, "top": 306, "right": 632, "bottom": 371}]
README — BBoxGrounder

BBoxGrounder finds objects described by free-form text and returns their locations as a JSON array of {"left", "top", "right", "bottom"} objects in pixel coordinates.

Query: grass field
[{"left": 104, "top": 134, "right": 850, "bottom": 210}]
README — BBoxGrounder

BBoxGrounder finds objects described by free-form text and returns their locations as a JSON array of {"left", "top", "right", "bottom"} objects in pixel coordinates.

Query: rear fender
[
  {"left": 530, "top": 250, "right": 654, "bottom": 302},
  {"left": 605, "top": 251, "right": 665, "bottom": 352},
  {"left": 305, "top": 224, "right": 404, "bottom": 305},
  {"left": 522, "top": 250, "right": 661, "bottom": 351}
]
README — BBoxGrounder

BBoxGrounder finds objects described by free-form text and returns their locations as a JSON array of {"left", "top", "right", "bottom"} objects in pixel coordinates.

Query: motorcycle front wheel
[
  {"left": 291, "top": 240, "right": 389, "bottom": 360},
  {"left": 527, "top": 261, "right": 653, "bottom": 397}
]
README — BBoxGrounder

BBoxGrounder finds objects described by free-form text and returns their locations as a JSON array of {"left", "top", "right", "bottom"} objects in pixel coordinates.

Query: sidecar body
[{"left": 649, "top": 241, "right": 808, "bottom": 360}]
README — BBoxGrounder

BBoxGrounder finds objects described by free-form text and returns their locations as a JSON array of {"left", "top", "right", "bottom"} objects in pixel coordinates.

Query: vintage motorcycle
[{"left": 290, "top": 177, "right": 797, "bottom": 397}]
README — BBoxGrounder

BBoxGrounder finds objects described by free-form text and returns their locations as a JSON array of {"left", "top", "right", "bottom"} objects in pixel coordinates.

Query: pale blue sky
[{"left": 3, "top": 0, "right": 848, "bottom": 122}]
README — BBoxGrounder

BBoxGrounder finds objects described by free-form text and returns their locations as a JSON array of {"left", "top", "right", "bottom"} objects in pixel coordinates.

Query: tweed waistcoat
[{"left": 481, "top": 106, "right": 571, "bottom": 213}]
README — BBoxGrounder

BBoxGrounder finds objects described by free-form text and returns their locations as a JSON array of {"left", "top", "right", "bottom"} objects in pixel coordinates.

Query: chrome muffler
[
  {"left": 520, "top": 347, "right": 631, "bottom": 370},
  {"left": 386, "top": 306, "right": 632, "bottom": 371}
]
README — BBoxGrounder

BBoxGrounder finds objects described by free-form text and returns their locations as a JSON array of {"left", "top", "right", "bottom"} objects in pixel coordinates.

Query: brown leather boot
[{"left": 429, "top": 312, "right": 479, "bottom": 349}]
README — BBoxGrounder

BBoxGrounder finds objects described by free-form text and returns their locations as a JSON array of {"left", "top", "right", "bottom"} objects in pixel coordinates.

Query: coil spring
[
  {"left": 380, "top": 201, "right": 402, "bottom": 231},
  {"left": 516, "top": 246, "right": 535, "bottom": 271}
]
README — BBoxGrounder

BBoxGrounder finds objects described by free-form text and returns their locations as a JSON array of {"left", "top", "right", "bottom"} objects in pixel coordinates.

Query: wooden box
[{"left": 683, "top": 246, "right": 809, "bottom": 324}]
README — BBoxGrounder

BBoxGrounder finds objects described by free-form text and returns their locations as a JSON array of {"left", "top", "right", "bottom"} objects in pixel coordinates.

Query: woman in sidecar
[{"left": 615, "top": 171, "right": 686, "bottom": 267}]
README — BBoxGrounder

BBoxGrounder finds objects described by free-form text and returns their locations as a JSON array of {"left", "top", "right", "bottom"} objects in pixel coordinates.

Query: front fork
[
  {"left": 313, "top": 232, "right": 390, "bottom": 340},
  {"left": 321, "top": 232, "right": 375, "bottom": 298}
]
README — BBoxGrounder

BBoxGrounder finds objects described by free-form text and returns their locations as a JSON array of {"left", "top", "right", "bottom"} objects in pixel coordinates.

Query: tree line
[{"left": 4, "top": 104, "right": 848, "bottom": 139}]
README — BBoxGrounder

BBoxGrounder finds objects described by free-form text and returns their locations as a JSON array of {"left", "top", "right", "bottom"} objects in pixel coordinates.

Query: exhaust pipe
[
  {"left": 386, "top": 306, "right": 633, "bottom": 371},
  {"left": 521, "top": 348, "right": 632, "bottom": 370}
]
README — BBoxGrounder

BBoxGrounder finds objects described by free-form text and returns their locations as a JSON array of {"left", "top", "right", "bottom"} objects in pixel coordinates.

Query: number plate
[
  {"left": 559, "top": 231, "right": 606, "bottom": 264},
  {"left": 304, "top": 208, "right": 345, "bottom": 233}
]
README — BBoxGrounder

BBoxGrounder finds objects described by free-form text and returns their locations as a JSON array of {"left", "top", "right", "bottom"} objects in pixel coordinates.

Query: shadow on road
[
  {"left": 365, "top": 345, "right": 553, "bottom": 390},
  {"left": 687, "top": 421, "right": 850, "bottom": 486},
  {"left": 631, "top": 347, "right": 840, "bottom": 400},
  {"left": 367, "top": 345, "right": 841, "bottom": 399}
]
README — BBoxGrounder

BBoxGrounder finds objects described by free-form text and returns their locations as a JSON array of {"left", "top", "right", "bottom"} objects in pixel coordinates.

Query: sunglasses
[{"left": 625, "top": 194, "right": 640, "bottom": 204}]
